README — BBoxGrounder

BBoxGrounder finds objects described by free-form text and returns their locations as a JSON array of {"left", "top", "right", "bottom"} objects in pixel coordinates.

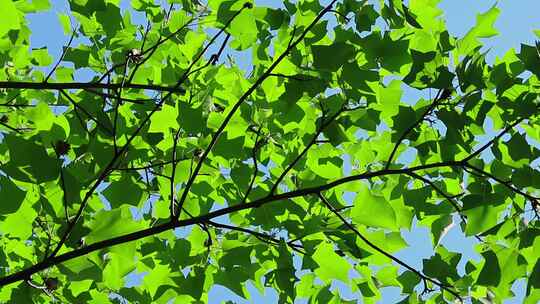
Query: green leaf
[
  {"left": 355, "top": 4, "right": 378, "bottom": 32},
  {"left": 149, "top": 104, "right": 179, "bottom": 134},
  {"left": 457, "top": 4, "right": 500, "bottom": 55},
  {"left": 313, "top": 242, "right": 351, "bottom": 284},
  {"left": 528, "top": 260, "right": 540, "bottom": 294},
  {"left": 311, "top": 42, "right": 355, "bottom": 71},
  {"left": 518, "top": 43, "right": 540, "bottom": 79},
  {"left": 0, "top": 0, "right": 21, "bottom": 37},
  {"left": 477, "top": 250, "right": 501, "bottom": 286},
  {"left": 0, "top": 177, "right": 26, "bottom": 214},
  {"left": 102, "top": 176, "right": 144, "bottom": 208},
  {"left": 28, "top": 102, "right": 54, "bottom": 131},
  {"left": 57, "top": 13, "right": 72, "bottom": 35},
  {"left": 351, "top": 182, "right": 397, "bottom": 230},
  {"left": 31, "top": 47, "right": 53, "bottom": 66},
  {"left": 85, "top": 207, "right": 146, "bottom": 244},
  {"left": 3, "top": 135, "right": 61, "bottom": 183}
]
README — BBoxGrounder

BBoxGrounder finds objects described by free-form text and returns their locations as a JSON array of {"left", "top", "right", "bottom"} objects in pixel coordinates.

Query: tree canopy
[{"left": 0, "top": 0, "right": 540, "bottom": 303}]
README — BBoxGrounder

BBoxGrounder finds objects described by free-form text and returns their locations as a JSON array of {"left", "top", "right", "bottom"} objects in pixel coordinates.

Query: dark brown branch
[
  {"left": 385, "top": 88, "right": 444, "bottom": 170},
  {"left": 98, "top": 15, "right": 195, "bottom": 83},
  {"left": 49, "top": 4, "right": 248, "bottom": 256},
  {"left": 113, "top": 159, "right": 187, "bottom": 171},
  {"left": 268, "top": 73, "right": 318, "bottom": 81},
  {"left": 170, "top": 129, "right": 182, "bottom": 218},
  {"left": 125, "top": 21, "right": 152, "bottom": 84},
  {"left": 241, "top": 126, "right": 262, "bottom": 204},
  {"left": 0, "top": 160, "right": 462, "bottom": 287},
  {"left": 210, "top": 33, "right": 231, "bottom": 65},
  {"left": 462, "top": 117, "right": 530, "bottom": 163},
  {"left": 181, "top": 207, "right": 212, "bottom": 249},
  {"left": 406, "top": 172, "right": 465, "bottom": 217},
  {"left": 0, "top": 103, "right": 35, "bottom": 108},
  {"left": 270, "top": 105, "right": 344, "bottom": 194},
  {"left": 83, "top": 88, "right": 152, "bottom": 104},
  {"left": 0, "top": 81, "right": 186, "bottom": 94},
  {"left": 112, "top": 59, "right": 130, "bottom": 153},
  {"left": 45, "top": 28, "right": 77, "bottom": 83},
  {"left": 405, "top": 171, "right": 484, "bottom": 242},
  {"left": 58, "top": 168, "right": 69, "bottom": 224},
  {"left": 316, "top": 193, "right": 462, "bottom": 301},
  {"left": 328, "top": 9, "right": 350, "bottom": 22},
  {"left": 0, "top": 121, "right": 31, "bottom": 133},
  {"left": 176, "top": 0, "right": 339, "bottom": 217},
  {"left": 208, "top": 221, "right": 306, "bottom": 254},
  {"left": 464, "top": 163, "right": 539, "bottom": 201},
  {"left": 34, "top": 216, "right": 52, "bottom": 260},
  {"left": 59, "top": 90, "right": 113, "bottom": 135},
  {"left": 71, "top": 106, "right": 90, "bottom": 136}
]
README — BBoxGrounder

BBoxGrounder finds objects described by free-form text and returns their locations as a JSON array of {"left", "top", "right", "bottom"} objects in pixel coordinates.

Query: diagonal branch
[
  {"left": 462, "top": 117, "right": 530, "bottom": 163},
  {"left": 241, "top": 126, "right": 263, "bottom": 204},
  {"left": 176, "top": 0, "right": 340, "bottom": 217},
  {"left": 405, "top": 172, "right": 465, "bottom": 218},
  {"left": 59, "top": 90, "right": 113, "bottom": 135},
  {"left": 208, "top": 221, "right": 306, "bottom": 254},
  {"left": 0, "top": 121, "right": 31, "bottom": 133},
  {"left": 44, "top": 28, "right": 77, "bottom": 83},
  {"left": 113, "top": 159, "right": 188, "bottom": 171},
  {"left": 99, "top": 15, "right": 195, "bottom": 83},
  {"left": 316, "top": 192, "right": 462, "bottom": 301},
  {"left": 386, "top": 88, "right": 445, "bottom": 170},
  {"left": 463, "top": 163, "right": 539, "bottom": 202},
  {"left": 45, "top": 4, "right": 248, "bottom": 259},
  {"left": 83, "top": 88, "right": 152, "bottom": 104},
  {"left": 270, "top": 104, "right": 345, "bottom": 194},
  {"left": 0, "top": 160, "right": 463, "bottom": 287},
  {"left": 170, "top": 129, "right": 182, "bottom": 218}
]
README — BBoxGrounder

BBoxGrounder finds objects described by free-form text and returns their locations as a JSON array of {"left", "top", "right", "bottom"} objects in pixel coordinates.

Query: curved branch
[
  {"left": 46, "top": 4, "right": 249, "bottom": 259},
  {"left": 270, "top": 105, "right": 344, "bottom": 194},
  {"left": 464, "top": 163, "right": 539, "bottom": 201},
  {"left": 316, "top": 193, "right": 462, "bottom": 301},
  {"left": 0, "top": 160, "right": 462, "bottom": 287},
  {"left": 176, "top": 0, "right": 340, "bottom": 217},
  {"left": 385, "top": 88, "right": 444, "bottom": 170},
  {"left": 462, "top": 117, "right": 529, "bottom": 163}
]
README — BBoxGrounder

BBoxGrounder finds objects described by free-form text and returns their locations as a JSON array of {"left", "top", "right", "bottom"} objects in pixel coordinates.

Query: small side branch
[
  {"left": 386, "top": 88, "right": 448, "bottom": 169},
  {"left": 317, "top": 192, "right": 462, "bottom": 302}
]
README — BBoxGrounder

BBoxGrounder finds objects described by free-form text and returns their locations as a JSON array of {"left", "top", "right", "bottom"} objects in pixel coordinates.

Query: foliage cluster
[{"left": 0, "top": 0, "right": 540, "bottom": 303}]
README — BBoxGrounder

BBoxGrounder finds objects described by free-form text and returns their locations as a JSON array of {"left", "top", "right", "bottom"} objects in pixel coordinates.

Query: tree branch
[
  {"left": 385, "top": 88, "right": 445, "bottom": 170},
  {"left": 0, "top": 81, "right": 186, "bottom": 94},
  {"left": 270, "top": 104, "right": 344, "bottom": 194},
  {"left": 46, "top": 3, "right": 248, "bottom": 258},
  {"left": 176, "top": 0, "right": 339, "bottom": 217},
  {"left": 316, "top": 192, "right": 462, "bottom": 301},
  {"left": 0, "top": 160, "right": 464, "bottom": 287}
]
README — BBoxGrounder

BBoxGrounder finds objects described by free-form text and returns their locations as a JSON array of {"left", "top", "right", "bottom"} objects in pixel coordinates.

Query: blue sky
[{"left": 24, "top": 0, "right": 540, "bottom": 303}]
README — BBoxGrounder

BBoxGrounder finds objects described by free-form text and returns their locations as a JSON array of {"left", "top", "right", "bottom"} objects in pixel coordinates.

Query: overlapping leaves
[{"left": 0, "top": 0, "right": 539, "bottom": 303}]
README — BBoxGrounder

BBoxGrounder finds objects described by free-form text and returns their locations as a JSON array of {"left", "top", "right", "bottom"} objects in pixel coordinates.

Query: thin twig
[
  {"left": 59, "top": 90, "right": 113, "bottom": 135},
  {"left": 0, "top": 160, "right": 464, "bottom": 286},
  {"left": 170, "top": 129, "right": 182, "bottom": 218},
  {"left": 386, "top": 88, "right": 444, "bottom": 170},
  {"left": 270, "top": 104, "right": 344, "bottom": 194},
  {"left": 241, "top": 126, "right": 263, "bottom": 204},
  {"left": 44, "top": 28, "right": 77, "bottom": 83},
  {"left": 317, "top": 193, "right": 462, "bottom": 301},
  {"left": 45, "top": 5, "right": 249, "bottom": 257}
]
